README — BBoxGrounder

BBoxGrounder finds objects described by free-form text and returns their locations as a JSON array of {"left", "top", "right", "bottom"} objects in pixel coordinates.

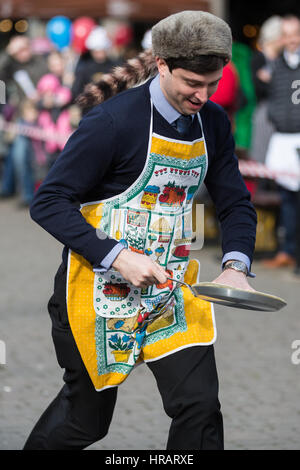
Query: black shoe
[
  {"left": 18, "top": 201, "right": 31, "bottom": 209},
  {"left": 0, "top": 193, "right": 14, "bottom": 200},
  {"left": 294, "top": 266, "right": 300, "bottom": 276}
]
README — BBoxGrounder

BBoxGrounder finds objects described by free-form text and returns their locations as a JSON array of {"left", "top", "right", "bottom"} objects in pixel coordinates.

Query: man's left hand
[{"left": 212, "top": 269, "right": 256, "bottom": 292}]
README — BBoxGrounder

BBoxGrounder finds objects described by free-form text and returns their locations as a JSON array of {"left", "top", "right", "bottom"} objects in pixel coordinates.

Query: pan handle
[{"left": 166, "top": 277, "right": 198, "bottom": 297}]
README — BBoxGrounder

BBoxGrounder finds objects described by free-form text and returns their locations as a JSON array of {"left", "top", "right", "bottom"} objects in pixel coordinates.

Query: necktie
[{"left": 174, "top": 114, "right": 192, "bottom": 135}]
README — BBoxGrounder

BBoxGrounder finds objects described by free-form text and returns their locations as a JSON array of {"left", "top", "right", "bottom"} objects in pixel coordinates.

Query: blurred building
[
  {"left": 0, "top": 0, "right": 227, "bottom": 51},
  {"left": 1, "top": 0, "right": 224, "bottom": 21},
  {"left": 2, "top": 0, "right": 300, "bottom": 47}
]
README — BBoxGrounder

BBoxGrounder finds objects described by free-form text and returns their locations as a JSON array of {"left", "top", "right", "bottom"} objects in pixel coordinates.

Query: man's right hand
[{"left": 112, "top": 249, "right": 168, "bottom": 288}]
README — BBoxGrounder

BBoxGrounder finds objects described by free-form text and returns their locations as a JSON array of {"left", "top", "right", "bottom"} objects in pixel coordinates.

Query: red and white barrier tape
[
  {"left": 0, "top": 117, "right": 71, "bottom": 145},
  {"left": 0, "top": 117, "right": 299, "bottom": 182},
  {"left": 238, "top": 159, "right": 300, "bottom": 181}
]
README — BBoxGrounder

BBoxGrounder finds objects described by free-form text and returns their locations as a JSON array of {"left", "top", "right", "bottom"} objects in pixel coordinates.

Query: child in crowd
[
  {"left": 36, "top": 73, "right": 73, "bottom": 168},
  {"left": 2, "top": 99, "right": 40, "bottom": 207}
]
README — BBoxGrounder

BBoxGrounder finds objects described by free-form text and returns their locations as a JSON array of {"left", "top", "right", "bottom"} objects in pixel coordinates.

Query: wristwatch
[{"left": 223, "top": 260, "right": 248, "bottom": 275}]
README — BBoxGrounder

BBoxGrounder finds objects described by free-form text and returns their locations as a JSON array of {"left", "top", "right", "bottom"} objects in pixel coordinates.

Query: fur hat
[{"left": 152, "top": 10, "right": 232, "bottom": 61}]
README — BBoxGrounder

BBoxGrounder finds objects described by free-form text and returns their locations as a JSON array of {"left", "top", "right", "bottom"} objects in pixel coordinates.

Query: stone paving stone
[{"left": 1, "top": 198, "right": 300, "bottom": 450}]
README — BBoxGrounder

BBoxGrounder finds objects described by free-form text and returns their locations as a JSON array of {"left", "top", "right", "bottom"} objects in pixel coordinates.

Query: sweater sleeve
[
  {"left": 30, "top": 106, "right": 120, "bottom": 268},
  {"left": 204, "top": 109, "right": 257, "bottom": 264}
]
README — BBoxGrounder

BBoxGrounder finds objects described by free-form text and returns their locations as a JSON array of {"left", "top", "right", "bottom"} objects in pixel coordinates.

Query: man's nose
[{"left": 194, "top": 88, "right": 208, "bottom": 103}]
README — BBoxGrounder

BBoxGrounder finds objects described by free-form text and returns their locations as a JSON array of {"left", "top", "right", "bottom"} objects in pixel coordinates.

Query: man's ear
[{"left": 155, "top": 57, "right": 168, "bottom": 77}]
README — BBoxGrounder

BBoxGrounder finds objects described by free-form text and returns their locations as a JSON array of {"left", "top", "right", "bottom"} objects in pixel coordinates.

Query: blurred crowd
[
  {"left": 249, "top": 14, "right": 300, "bottom": 273},
  {"left": 0, "top": 18, "right": 137, "bottom": 207},
  {"left": 0, "top": 13, "right": 300, "bottom": 272},
  {"left": 211, "top": 14, "right": 300, "bottom": 273}
]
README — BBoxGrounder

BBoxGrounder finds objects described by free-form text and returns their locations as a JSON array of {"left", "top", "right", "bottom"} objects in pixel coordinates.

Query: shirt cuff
[
  {"left": 222, "top": 251, "right": 256, "bottom": 278},
  {"left": 93, "top": 243, "right": 125, "bottom": 273}
]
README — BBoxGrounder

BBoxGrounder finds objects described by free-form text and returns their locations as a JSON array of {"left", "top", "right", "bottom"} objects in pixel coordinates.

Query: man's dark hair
[{"left": 165, "top": 55, "right": 227, "bottom": 74}]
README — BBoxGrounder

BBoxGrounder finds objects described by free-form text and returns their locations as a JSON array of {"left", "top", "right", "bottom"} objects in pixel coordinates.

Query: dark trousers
[
  {"left": 296, "top": 191, "right": 300, "bottom": 268},
  {"left": 23, "top": 264, "right": 223, "bottom": 450},
  {"left": 278, "top": 187, "right": 298, "bottom": 257}
]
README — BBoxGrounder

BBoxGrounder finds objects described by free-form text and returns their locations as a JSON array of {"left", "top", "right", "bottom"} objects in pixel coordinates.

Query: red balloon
[
  {"left": 114, "top": 25, "right": 133, "bottom": 47},
  {"left": 72, "top": 17, "right": 96, "bottom": 53}
]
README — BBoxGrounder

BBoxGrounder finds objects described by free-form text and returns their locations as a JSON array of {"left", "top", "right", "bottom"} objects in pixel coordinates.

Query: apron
[
  {"left": 67, "top": 102, "right": 216, "bottom": 391},
  {"left": 265, "top": 132, "right": 300, "bottom": 191}
]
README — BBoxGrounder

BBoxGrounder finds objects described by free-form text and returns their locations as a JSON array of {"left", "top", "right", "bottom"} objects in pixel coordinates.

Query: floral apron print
[{"left": 67, "top": 103, "right": 216, "bottom": 391}]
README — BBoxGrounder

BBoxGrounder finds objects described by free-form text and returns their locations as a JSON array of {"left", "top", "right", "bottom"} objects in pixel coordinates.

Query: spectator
[
  {"left": 263, "top": 15, "right": 300, "bottom": 268},
  {"left": 47, "top": 51, "right": 69, "bottom": 86},
  {"left": 295, "top": 188, "right": 300, "bottom": 275},
  {"left": 231, "top": 41, "right": 256, "bottom": 155},
  {"left": 0, "top": 36, "right": 47, "bottom": 103},
  {"left": 210, "top": 61, "right": 240, "bottom": 129},
  {"left": 36, "top": 73, "right": 73, "bottom": 168},
  {"left": 141, "top": 29, "right": 152, "bottom": 51},
  {"left": 250, "top": 16, "right": 283, "bottom": 163},
  {"left": 0, "top": 36, "right": 47, "bottom": 202},
  {"left": 12, "top": 100, "right": 41, "bottom": 206},
  {"left": 71, "top": 26, "right": 117, "bottom": 100}
]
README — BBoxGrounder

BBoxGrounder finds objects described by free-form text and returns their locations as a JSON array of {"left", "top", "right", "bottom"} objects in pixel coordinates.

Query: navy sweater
[{"left": 30, "top": 79, "right": 257, "bottom": 269}]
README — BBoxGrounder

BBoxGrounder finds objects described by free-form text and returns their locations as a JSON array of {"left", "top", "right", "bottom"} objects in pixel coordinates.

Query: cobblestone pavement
[{"left": 1, "top": 198, "right": 300, "bottom": 450}]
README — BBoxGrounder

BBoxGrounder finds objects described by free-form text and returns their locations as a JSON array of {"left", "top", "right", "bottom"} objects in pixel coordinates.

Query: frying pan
[{"left": 168, "top": 278, "right": 287, "bottom": 312}]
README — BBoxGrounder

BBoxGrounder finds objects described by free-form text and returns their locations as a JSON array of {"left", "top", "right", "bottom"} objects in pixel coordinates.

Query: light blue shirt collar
[{"left": 149, "top": 74, "right": 195, "bottom": 124}]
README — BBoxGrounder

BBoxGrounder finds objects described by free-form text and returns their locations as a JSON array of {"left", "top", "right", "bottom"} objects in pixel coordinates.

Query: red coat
[{"left": 210, "top": 62, "right": 240, "bottom": 127}]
